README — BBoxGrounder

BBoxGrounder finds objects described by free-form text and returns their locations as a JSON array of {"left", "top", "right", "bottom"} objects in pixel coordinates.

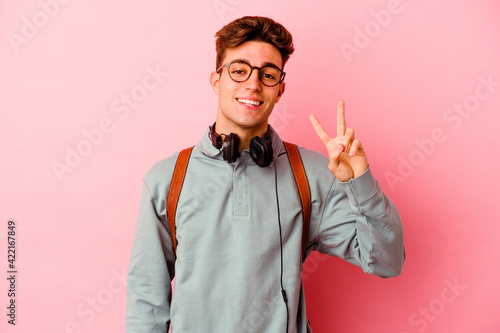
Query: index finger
[
  {"left": 309, "top": 113, "right": 331, "bottom": 145},
  {"left": 337, "top": 100, "right": 346, "bottom": 137}
]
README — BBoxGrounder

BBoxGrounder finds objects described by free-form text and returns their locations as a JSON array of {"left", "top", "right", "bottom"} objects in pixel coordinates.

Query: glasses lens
[
  {"left": 259, "top": 66, "right": 281, "bottom": 86},
  {"left": 228, "top": 62, "right": 252, "bottom": 81}
]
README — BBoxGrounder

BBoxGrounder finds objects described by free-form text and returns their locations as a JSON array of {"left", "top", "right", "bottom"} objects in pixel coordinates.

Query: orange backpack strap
[
  {"left": 166, "top": 146, "right": 194, "bottom": 257},
  {"left": 167, "top": 143, "right": 311, "bottom": 260},
  {"left": 283, "top": 142, "right": 311, "bottom": 260}
]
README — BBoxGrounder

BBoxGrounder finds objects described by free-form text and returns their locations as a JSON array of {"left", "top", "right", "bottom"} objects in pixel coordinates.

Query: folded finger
[{"left": 349, "top": 139, "right": 362, "bottom": 157}]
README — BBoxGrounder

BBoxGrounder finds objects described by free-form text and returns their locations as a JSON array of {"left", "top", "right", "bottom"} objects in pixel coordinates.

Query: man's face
[{"left": 210, "top": 41, "right": 285, "bottom": 134}]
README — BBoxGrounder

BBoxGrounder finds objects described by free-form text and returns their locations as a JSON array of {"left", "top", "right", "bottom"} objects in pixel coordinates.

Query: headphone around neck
[{"left": 209, "top": 122, "right": 274, "bottom": 167}]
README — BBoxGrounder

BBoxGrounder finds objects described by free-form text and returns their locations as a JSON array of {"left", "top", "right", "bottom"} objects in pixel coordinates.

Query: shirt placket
[{"left": 233, "top": 155, "right": 249, "bottom": 216}]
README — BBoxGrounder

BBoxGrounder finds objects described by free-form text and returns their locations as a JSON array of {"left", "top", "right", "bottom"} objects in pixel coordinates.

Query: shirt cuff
[{"left": 337, "top": 166, "right": 379, "bottom": 207}]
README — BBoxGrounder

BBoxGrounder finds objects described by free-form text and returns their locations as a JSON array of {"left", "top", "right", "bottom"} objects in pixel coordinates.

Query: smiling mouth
[{"left": 236, "top": 98, "right": 263, "bottom": 107}]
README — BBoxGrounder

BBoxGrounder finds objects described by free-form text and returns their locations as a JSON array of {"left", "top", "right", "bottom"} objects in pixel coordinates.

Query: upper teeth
[{"left": 238, "top": 98, "right": 261, "bottom": 106}]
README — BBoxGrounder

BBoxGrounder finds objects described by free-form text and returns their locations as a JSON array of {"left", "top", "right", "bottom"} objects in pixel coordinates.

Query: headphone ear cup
[
  {"left": 250, "top": 136, "right": 273, "bottom": 167},
  {"left": 222, "top": 133, "right": 240, "bottom": 163}
]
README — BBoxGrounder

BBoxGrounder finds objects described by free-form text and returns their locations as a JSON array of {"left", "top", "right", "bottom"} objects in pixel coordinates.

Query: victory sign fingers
[{"left": 310, "top": 100, "right": 369, "bottom": 181}]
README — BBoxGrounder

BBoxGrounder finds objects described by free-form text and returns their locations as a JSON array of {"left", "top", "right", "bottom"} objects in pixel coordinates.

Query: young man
[{"left": 126, "top": 16, "right": 405, "bottom": 333}]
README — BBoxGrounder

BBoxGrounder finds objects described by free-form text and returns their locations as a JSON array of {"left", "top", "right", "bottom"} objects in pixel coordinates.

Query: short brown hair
[{"left": 214, "top": 16, "right": 294, "bottom": 71}]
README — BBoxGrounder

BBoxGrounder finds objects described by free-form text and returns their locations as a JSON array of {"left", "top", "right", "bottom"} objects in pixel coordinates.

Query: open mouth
[{"left": 236, "top": 98, "right": 263, "bottom": 107}]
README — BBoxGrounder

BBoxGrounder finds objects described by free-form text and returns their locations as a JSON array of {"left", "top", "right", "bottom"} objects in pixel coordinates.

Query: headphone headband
[
  {"left": 209, "top": 122, "right": 222, "bottom": 149},
  {"left": 209, "top": 122, "right": 273, "bottom": 167}
]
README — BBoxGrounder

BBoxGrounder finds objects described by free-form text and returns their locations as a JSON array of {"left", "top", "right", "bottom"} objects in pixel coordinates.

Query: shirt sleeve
[
  {"left": 315, "top": 166, "right": 405, "bottom": 278},
  {"left": 126, "top": 179, "right": 176, "bottom": 332}
]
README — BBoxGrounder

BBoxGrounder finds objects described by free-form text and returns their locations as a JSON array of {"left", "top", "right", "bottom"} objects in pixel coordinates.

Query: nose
[{"left": 244, "top": 68, "right": 262, "bottom": 91}]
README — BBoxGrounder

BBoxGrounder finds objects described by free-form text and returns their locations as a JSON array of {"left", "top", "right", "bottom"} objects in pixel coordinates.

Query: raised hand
[{"left": 309, "top": 100, "right": 368, "bottom": 182}]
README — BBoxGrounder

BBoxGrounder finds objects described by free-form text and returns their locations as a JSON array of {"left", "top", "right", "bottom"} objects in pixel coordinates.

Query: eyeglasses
[{"left": 217, "top": 60, "right": 286, "bottom": 87}]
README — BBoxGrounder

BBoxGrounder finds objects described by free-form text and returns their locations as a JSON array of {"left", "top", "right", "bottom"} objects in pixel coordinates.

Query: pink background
[{"left": 2, "top": 0, "right": 500, "bottom": 332}]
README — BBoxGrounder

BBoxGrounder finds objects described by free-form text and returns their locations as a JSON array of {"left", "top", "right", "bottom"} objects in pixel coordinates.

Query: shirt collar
[{"left": 198, "top": 124, "right": 284, "bottom": 167}]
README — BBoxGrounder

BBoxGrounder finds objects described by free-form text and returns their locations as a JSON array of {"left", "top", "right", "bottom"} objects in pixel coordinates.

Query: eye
[
  {"left": 260, "top": 67, "right": 281, "bottom": 82},
  {"left": 262, "top": 73, "right": 276, "bottom": 80},
  {"left": 232, "top": 69, "right": 247, "bottom": 75},
  {"left": 229, "top": 62, "right": 251, "bottom": 77}
]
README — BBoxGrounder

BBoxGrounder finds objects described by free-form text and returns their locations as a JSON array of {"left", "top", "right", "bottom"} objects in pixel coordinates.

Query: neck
[{"left": 214, "top": 122, "right": 269, "bottom": 153}]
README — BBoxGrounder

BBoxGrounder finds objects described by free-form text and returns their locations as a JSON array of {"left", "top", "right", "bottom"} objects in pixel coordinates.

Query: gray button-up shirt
[{"left": 126, "top": 126, "right": 405, "bottom": 332}]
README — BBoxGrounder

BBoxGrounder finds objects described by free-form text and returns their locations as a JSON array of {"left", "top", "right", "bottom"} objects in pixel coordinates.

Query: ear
[
  {"left": 210, "top": 71, "right": 220, "bottom": 95},
  {"left": 275, "top": 81, "right": 286, "bottom": 103}
]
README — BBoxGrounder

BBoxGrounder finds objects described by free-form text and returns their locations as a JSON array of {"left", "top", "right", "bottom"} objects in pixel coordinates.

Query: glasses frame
[{"left": 217, "top": 60, "right": 286, "bottom": 87}]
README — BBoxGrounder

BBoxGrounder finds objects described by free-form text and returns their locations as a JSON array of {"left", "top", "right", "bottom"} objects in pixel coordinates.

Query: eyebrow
[{"left": 230, "top": 58, "right": 282, "bottom": 70}]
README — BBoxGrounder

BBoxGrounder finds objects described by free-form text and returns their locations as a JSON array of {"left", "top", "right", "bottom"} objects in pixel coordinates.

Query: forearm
[
  {"left": 339, "top": 166, "right": 405, "bottom": 277},
  {"left": 318, "top": 166, "right": 405, "bottom": 277}
]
